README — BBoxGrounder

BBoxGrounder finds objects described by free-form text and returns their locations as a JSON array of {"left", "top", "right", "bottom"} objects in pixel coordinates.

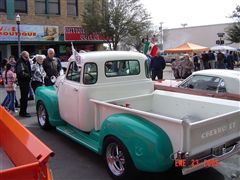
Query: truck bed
[
  {"left": 91, "top": 90, "right": 240, "bottom": 156},
  {"left": 108, "top": 90, "right": 239, "bottom": 123}
]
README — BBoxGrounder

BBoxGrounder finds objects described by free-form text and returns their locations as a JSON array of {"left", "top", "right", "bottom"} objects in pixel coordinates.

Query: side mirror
[{"left": 51, "top": 76, "right": 57, "bottom": 83}]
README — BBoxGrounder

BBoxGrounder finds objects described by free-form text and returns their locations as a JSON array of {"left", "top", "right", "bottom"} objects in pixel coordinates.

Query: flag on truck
[{"left": 71, "top": 42, "right": 82, "bottom": 65}]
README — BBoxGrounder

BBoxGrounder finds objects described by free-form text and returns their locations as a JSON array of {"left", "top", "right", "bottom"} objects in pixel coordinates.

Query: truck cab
[{"left": 56, "top": 51, "right": 153, "bottom": 131}]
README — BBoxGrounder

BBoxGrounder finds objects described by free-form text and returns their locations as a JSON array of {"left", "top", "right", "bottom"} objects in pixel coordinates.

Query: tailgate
[{"left": 184, "top": 110, "right": 240, "bottom": 155}]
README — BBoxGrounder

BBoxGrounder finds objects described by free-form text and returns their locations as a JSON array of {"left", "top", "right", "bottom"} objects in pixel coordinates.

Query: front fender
[
  {"left": 35, "top": 86, "right": 65, "bottom": 126},
  {"left": 99, "top": 114, "right": 173, "bottom": 172}
]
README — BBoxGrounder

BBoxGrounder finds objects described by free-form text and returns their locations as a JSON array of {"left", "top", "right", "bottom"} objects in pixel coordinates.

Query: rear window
[{"left": 105, "top": 60, "right": 140, "bottom": 77}]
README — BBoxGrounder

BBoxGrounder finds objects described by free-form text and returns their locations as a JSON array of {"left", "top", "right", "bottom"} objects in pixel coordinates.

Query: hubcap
[
  {"left": 106, "top": 142, "right": 126, "bottom": 176},
  {"left": 38, "top": 104, "right": 46, "bottom": 126}
]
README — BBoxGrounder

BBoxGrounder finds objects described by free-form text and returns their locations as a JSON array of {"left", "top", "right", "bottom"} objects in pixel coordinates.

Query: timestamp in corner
[{"left": 175, "top": 159, "right": 221, "bottom": 167}]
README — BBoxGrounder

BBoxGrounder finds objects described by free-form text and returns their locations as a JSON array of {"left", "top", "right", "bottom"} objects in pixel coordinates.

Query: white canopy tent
[{"left": 210, "top": 45, "right": 237, "bottom": 52}]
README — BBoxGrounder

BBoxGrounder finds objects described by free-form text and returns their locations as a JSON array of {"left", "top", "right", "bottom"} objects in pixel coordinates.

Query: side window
[
  {"left": 15, "top": 0, "right": 27, "bottom": 13},
  {"left": 0, "top": 0, "right": 6, "bottom": 12},
  {"left": 83, "top": 63, "right": 98, "bottom": 84},
  {"left": 145, "top": 60, "right": 151, "bottom": 78},
  {"left": 105, "top": 60, "right": 140, "bottom": 77},
  {"left": 66, "top": 61, "right": 81, "bottom": 82},
  {"left": 179, "top": 75, "right": 225, "bottom": 92}
]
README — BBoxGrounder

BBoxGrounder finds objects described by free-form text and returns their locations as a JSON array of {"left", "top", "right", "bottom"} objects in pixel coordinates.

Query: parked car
[{"left": 155, "top": 69, "right": 240, "bottom": 101}]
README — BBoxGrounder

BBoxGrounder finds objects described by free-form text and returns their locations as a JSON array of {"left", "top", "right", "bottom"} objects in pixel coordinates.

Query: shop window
[
  {"left": 15, "top": 0, "right": 27, "bottom": 13},
  {"left": 35, "top": 0, "right": 60, "bottom": 15},
  {"left": 83, "top": 63, "right": 98, "bottom": 85},
  {"left": 67, "top": 0, "right": 78, "bottom": 16},
  {"left": 0, "top": 0, "right": 6, "bottom": 12}
]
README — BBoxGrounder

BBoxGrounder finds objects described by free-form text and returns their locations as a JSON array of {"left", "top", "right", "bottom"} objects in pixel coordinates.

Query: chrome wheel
[
  {"left": 38, "top": 103, "right": 47, "bottom": 127},
  {"left": 106, "top": 142, "right": 126, "bottom": 176},
  {"left": 104, "top": 137, "right": 136, "bottom": 179},
  {"left": 37, "top": 101, "right": 51, "bottom": 129}
]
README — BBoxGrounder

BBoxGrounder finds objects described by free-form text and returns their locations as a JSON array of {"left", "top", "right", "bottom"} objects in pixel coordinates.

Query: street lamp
[
  {"left": 217, "top": 32, "right": 225, "bottom": 46},
  {"left": 181, "top": 23, "right": 188, "bottom": 28},
  {"left": 159, "top": 22, "right": 164, "bottom": 50},
  {"left": 16, "top": 14, "right": 21, "bottom": 57}
]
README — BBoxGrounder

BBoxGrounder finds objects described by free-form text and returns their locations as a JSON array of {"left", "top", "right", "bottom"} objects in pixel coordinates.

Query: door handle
[{"left": 73, "top": 88, "right": 78, "bottom": 92}]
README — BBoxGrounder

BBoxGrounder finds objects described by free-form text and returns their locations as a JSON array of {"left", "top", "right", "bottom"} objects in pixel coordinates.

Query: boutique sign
[
  {"left": 0, "top": 24, "right": 59, "bottom": 41},
  {"left": 64, "top": 26, "right": 110, "bottom": 41}
]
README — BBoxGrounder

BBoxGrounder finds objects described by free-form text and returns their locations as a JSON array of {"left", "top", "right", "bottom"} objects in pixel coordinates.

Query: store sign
[
  {"left": 64, "top": 26, "right": 110, "bottom": 41},
  {"left": 0, "top": 24, "right": 59, "bottom": 41}
]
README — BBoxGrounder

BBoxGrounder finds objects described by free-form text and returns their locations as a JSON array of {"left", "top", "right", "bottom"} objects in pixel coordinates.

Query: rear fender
[{"left": 99, "top": 113, "right": 173, "bottom": 172}]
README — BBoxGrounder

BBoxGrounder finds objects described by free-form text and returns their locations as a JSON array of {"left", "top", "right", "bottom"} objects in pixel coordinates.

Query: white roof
[
  {"left": 69, "top": 51, "right": 148, "bottom": 64},
  {"left": 193, "top": 69, "right": 240, "bottom": 79}
]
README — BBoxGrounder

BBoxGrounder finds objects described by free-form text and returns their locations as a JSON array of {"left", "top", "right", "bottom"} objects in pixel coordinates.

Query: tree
[
  {"left": 83, "top": 0, "right": 151, "bottom": 50},
  {"left": 226, "top": 5, "right": 240, "bottom": 43}
]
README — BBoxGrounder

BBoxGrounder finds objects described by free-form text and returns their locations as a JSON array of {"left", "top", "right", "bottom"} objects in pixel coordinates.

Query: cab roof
[
  {"left": 193, "top": 69, "right": 240, "bottom": 79},
  {"left": 68, "top": 51, "right": 147, "bottom": 65}
]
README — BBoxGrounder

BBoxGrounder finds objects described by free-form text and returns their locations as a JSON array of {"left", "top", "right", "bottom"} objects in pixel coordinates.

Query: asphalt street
[{"left": 0, "top": 67, "right": 240, "bottom": 180}]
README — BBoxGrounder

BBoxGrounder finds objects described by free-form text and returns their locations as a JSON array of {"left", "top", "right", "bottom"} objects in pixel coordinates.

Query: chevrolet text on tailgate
[{"left": 35, "top": 51, "right": 240, "bottom": 179}]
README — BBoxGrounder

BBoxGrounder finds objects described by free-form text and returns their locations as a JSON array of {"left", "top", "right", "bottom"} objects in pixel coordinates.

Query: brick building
[{"left": 0, "top": 0, "right": 105, "bottom": 61}]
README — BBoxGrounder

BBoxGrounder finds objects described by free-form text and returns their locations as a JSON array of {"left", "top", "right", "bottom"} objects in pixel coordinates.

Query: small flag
[{"left": 71, "top": 42, "right": 82, "bottom": 65}]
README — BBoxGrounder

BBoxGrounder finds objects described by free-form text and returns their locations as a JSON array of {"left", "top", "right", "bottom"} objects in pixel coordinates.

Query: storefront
[{"left": 0, "top": 24, "right": 107, "bottom": 61}]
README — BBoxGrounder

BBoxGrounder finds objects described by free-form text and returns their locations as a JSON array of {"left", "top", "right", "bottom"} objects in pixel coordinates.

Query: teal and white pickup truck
[{"left": 35, "top": 51, "right": 240, "bottom": 179}]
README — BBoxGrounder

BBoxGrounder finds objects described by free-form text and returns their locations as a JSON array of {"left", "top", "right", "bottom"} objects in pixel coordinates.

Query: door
[{"left": 58, "top": 61, "right": 81, "bottom": 127}]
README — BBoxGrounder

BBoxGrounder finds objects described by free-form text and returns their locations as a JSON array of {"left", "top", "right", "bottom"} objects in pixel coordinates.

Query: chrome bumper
[{"left": 182, "top": 142, "right": 240, "bottom": 175}]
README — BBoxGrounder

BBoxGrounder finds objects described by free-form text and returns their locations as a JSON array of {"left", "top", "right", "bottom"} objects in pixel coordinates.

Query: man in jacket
[
  {"left": 16, "top": 51, "right": 31, "bottom": 117},
  {"left": 150, "top": 51, "right": 166, "bottom": 80},
  {"left": 43, "top": 48, "right": 62, "bottom": 86}
]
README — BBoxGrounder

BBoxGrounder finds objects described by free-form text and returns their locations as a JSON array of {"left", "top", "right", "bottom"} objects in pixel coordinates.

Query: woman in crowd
[
  {"left": 181, "top": 54, "right": 194, "bottom": 79},
  {"left": 31, "top": 54, "right": 46, "bottom": 93}
]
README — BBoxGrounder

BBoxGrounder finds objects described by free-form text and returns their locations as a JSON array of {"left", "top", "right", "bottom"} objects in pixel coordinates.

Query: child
[{"left": 1, "top": 63, "right": 17, "bottom": 113}]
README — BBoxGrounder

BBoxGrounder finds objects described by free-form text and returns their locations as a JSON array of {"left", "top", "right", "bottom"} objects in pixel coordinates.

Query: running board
[{"left": 56, "top": 125, "right": 100, "bottom": 154}]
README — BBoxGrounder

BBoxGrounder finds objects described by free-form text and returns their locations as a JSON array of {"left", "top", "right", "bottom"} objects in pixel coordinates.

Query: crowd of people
[
  {"left": 148, "top": 49, "right": 240, "bottom": 81},
  {"left": 149, "top": 51, "right": 195, "bottom": 80},
  {"left": 170, "top": 50, "right": 239, "bottom": 79},
  {"left": 0, "top": 48, "right": 62, "bottom": 117}
]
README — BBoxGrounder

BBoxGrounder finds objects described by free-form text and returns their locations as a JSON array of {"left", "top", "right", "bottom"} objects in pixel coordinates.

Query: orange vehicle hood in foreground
[{"left": 0, "top": 106, "right": 54, "bottom": 180}]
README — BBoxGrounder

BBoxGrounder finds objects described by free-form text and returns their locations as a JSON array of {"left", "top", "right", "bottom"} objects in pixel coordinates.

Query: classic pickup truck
[{"left": 35, "top": 51, "right": 240, "bottom": 179}]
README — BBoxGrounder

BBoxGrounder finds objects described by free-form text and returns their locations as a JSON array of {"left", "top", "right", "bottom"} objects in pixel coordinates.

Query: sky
[{"left": 140, "top": 0, "right": 239, "bottom": 29}]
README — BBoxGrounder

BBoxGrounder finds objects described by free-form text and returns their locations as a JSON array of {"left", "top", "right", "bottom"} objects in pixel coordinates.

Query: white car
[{"left": 155, "top": 69, "right": 240, "bottom": 101}]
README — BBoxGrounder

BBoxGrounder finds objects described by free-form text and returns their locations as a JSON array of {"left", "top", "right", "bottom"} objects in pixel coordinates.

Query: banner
[
  {"left": 0, "top": 24, "right": 59, "bottom": 41},
  {"left": 64, "top": 26, "right": 110, "bottom": 41}
]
